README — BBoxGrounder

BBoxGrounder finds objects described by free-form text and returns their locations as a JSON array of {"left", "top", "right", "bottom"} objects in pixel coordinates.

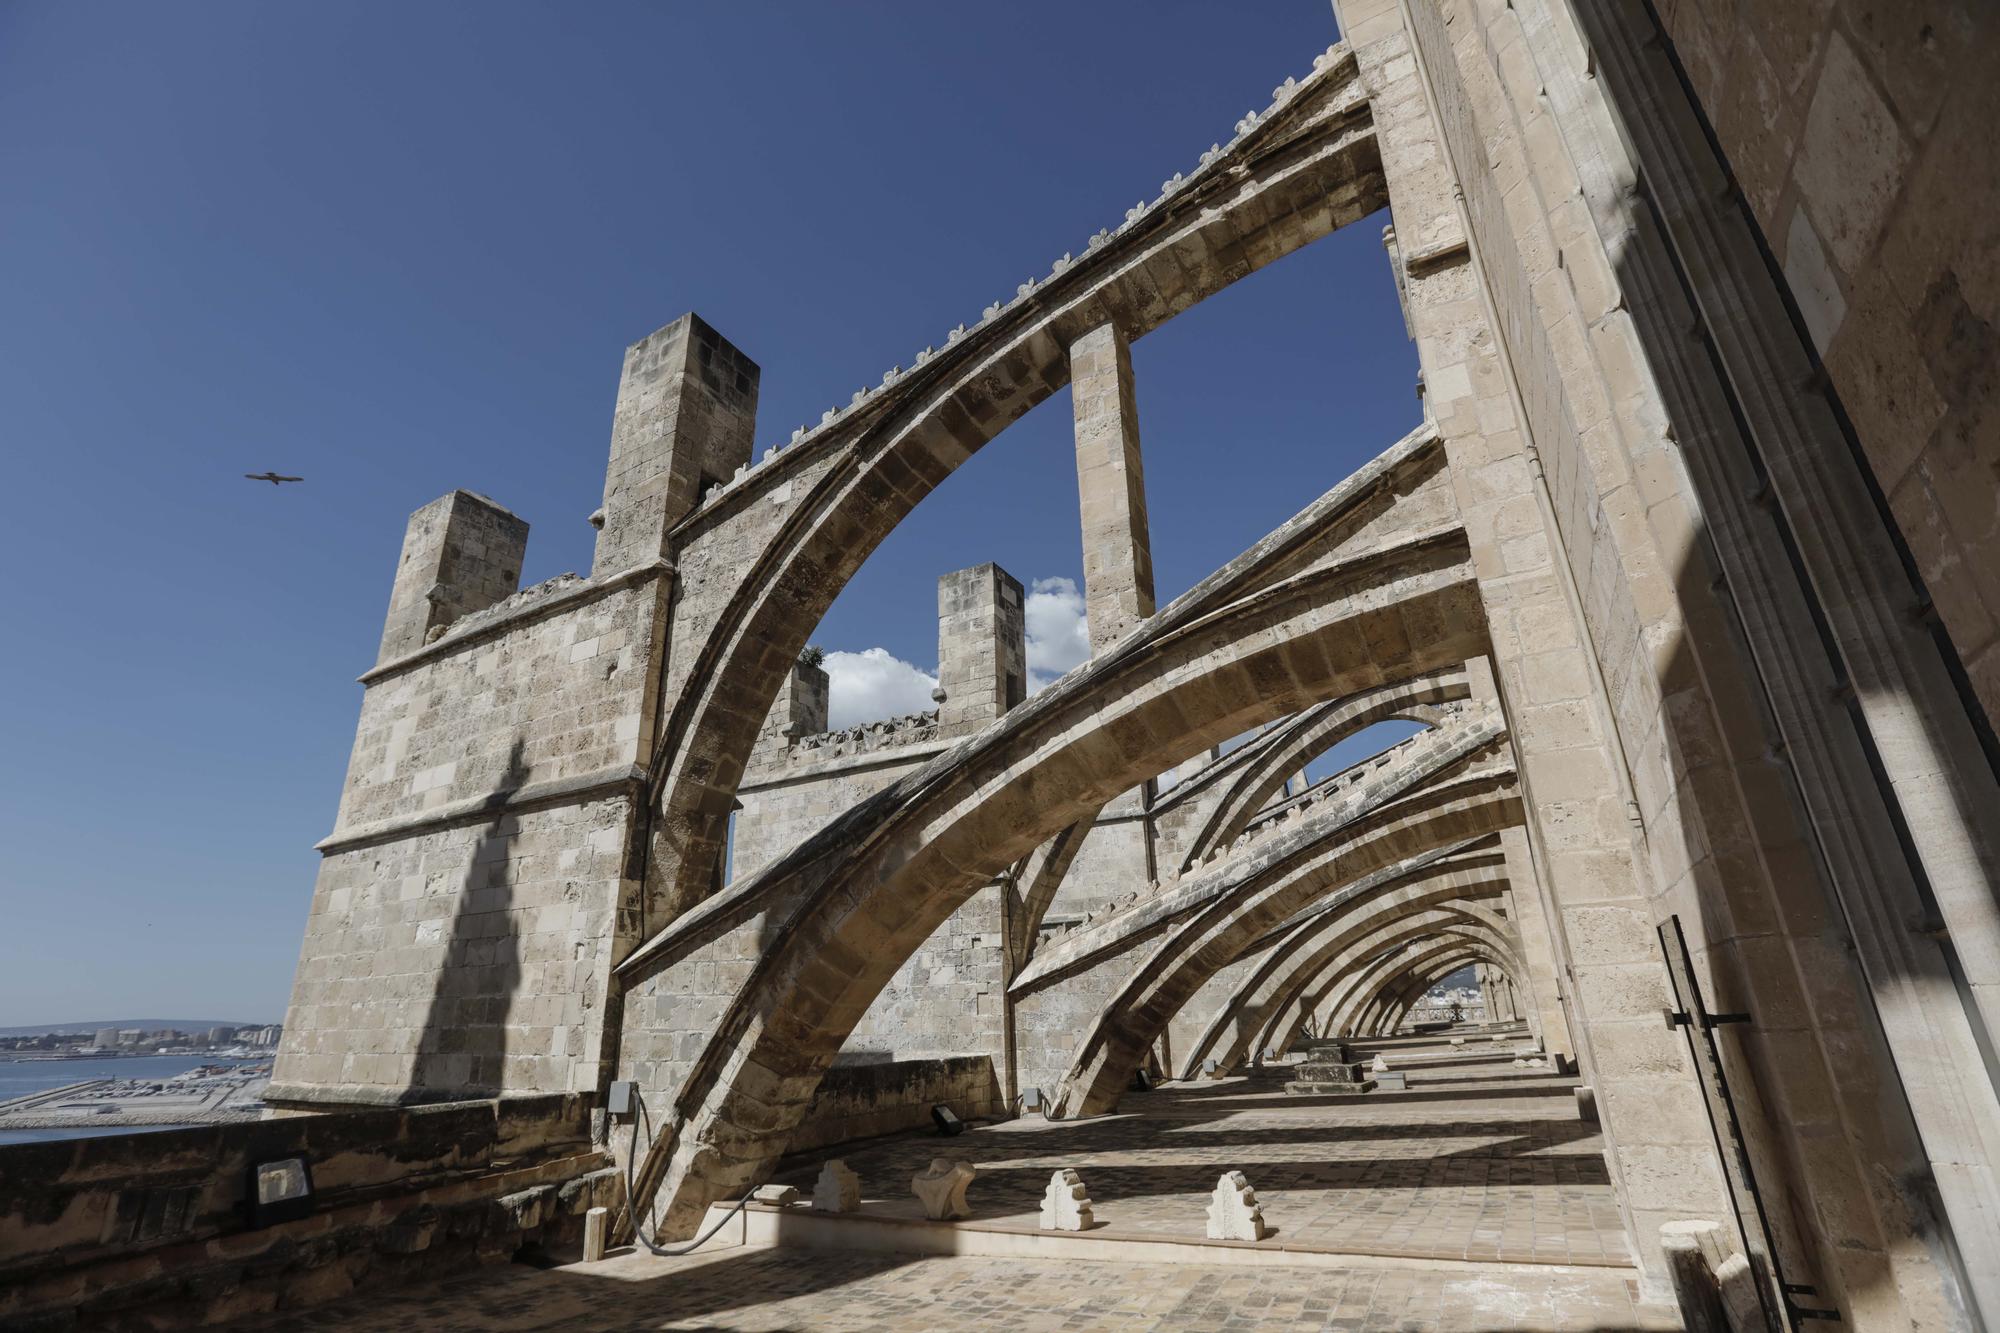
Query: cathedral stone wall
[
  {"left": 273, "top": 539, "right": 672, "bottom": 1107},
  {"left": 1662, "top": 0, "right": 2000, "bottom": 726},
  {"left": 249, "top": 10, "right": 2000, "bottom": 1327}
]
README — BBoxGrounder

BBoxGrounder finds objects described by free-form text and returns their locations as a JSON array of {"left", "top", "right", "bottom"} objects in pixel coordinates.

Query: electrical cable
[{"left": 619, "top": 1090, "right": 754, "bottom": 1256}]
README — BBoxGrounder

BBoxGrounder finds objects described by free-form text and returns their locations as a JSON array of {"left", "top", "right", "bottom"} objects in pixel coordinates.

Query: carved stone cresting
[{"left": 1038, "top": 1168, "right": 1093, "bottom": 1231}]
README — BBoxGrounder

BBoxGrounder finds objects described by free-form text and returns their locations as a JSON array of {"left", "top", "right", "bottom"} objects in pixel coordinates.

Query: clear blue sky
[{"left": 0, "top": 2, "right": 1417, "bottom": 1026}]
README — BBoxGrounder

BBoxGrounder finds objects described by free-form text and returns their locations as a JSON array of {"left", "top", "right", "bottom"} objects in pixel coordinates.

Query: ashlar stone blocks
[{"left": 593, "top": 313, "right": 759, "bottom": 578}]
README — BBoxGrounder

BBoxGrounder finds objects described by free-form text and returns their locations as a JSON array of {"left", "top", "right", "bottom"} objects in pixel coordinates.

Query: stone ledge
[
  {"left": 718, "top": 1200, "right": 1638, "bottom": 1272},
  {"left": 314, "top": 763, "right": 646, "bottom": 855},
  {"left": 358, "top": 558, "right": 673, "bottom": 686},
  {"left": 740, "top": 739, "right": 951, "bottom": 794}
]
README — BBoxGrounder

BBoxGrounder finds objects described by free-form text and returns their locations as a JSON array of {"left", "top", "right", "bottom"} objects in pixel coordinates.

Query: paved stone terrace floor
[
  {"left": 264, "top": 1242, "right": 1677, "bottom": 1332},
  {"left": 242, "top": 1036, "right": 1675, "bottom": 1331},
  {"left": 773, "top": 1040, "right": 1625, "bottom": 1266}
]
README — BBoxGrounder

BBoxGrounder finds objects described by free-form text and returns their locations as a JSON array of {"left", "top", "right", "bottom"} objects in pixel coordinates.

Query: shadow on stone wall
[{"left": 410, "top": 738, "right": 528, "bottom": 1100}]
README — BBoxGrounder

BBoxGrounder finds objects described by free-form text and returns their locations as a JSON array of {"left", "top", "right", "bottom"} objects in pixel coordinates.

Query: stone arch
[
  {"left": 1362, "top": 950, "right": 1494, "bottom": 1035},
  {"left": 1172, "top": 847, "right": 1508, "bottom": 1076},
  {"left": 1151, "top": 666, "right": 1472, "bottom": 878},
  {"left": 1010, "top": 706, "right": 1505, "bottom": 997},
  {"left": 631, "top": 59, "right": 1386, "bottom": 928},
  {"left": 617, "top": 513, "right": 1488, "bottom": 1234},
  {"left": 1046, "top": 741, "right": 1521, "bottom": 1118},
  {"left": 1333, "top": 932, "right": 1510, "bottom": 1036},
  {"left": 1258, "top": 907, "right": 1517, "bottom": 1057},
  {"left": 1258, "top": 923, "right": 1494, "bottom": 1058},
  {"left": 1372, "top": 949, "right": 1510, "bottom": 1034}
]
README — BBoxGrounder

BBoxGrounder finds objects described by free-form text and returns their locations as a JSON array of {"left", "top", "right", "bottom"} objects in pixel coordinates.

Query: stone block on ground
[
  {"left": 1284, "top": 1055, "right": 1375, "bottom": 1095},
  {"left": 812, "top": 1159, "right": 861, "bottom": 1213},
  {"left": 1206, "top": 1170, "right": 1270, "bottom": 1241},
  {"left": 911, "top": 1157, "right": 976, "bottom": 1220},
  {"left": 1038, "top": 1168, "right": 1093, "bottom": 1231},
  {"left": 751, "top": 1184, "right": 799, "bottom": 1206}
]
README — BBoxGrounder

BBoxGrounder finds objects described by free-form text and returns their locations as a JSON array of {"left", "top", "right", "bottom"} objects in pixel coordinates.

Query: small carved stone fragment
[
  {"left": 812, "top": 1159, "right": 861, "bottom": 1213},
  {"left": 1206, "top": 1170, "right": 1269, "bottom": 1241},
  {"left": 1038, "top": 1168, "right": 1093, "bottom": 1231},
  {"left": 910, "top": 1157, "right": 975, "bottom": 1220}
]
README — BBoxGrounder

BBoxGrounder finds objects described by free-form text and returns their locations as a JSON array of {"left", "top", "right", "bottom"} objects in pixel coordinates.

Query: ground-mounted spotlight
[
  {"left": 931, "top": 1105, "right": 965, "bottom": 1136},
  {"left": 1129, "top": 1068, "right": 1153, "bottom": 1092},
  {"left": 1201, "top": 1058, "right": 1220, "bottom": 1076},
  {"left": 246, "top": 1155, "right": 315, "bottom": 1227},
  {"left": 1020, "top": 1086, "right": 1044, "bottom": 1114}
]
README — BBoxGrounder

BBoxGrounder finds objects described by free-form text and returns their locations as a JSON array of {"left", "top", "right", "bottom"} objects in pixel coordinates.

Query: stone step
[
  {"left": 1292, "top": 1059, "right": 1369, "bottom": 1084},
  {"left": 1283, "top": 1078, "right": 1377, "bottom": 1095}
]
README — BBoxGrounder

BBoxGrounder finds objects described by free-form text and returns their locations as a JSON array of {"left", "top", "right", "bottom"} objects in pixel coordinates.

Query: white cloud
[
  {"left": 816, "top": 574, "right": 1090, "bottom": 726},
  {"left": 1025, "top": 576, "right": 1090, "bottom": 691},
  {"left": 822, "top": 648, "right": 938, "bottom": 729}
]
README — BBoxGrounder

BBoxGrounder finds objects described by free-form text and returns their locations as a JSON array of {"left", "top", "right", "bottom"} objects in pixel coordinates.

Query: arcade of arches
[{"left": 189, "top": 2, "right": 1999, "bottom": 1331}]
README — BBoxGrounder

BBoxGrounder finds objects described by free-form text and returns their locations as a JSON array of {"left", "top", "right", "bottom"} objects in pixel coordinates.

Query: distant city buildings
[{"left": 0, "top": 1024, "right": 281, "bottom": 1056}]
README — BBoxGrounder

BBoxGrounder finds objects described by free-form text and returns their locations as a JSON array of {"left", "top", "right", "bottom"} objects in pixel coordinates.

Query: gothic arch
[
  {"left": 616, "top": 499, "right": 1487, "bottom": 1233},
  {"left": 1173, "top": 849, "right": 1509, "bottom": 1076},
  {"left": 631, "top": 57, "right": 1386, "bottom": 928},
  {"left": 1157, "top": 668, "right": 1470, "bottom": 875}
]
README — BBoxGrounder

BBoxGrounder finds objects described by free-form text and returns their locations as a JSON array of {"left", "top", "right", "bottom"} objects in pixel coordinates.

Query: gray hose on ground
[{"left": 620, "top": 1091, "right": 754, "bottom": 1256}]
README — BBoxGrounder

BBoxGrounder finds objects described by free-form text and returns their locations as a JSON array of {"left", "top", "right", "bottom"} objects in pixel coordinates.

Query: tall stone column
[
  {"left": 376, "top": 491, "right": 529, "bottom": 665},
  {"left": 1069, "top": 321, "right": 1155, "bottom": 651},
  {"left": 1466, "top": 656, "right": 1573, "bottom": 1058},
  {"left": 593, "top": 313, "right": 759, "bottom": 577},
  {"left": 1331, "top": 0, "right": 1729, "bottom": 1288},
  {"left": 936, "top": 563, "right": 1028, "bottom": 737},
  {"left": 1057, "top": 321, "right": 1161, "bottom": 919}
]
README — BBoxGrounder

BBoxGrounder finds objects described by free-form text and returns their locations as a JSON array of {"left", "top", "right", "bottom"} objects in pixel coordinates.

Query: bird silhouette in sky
[{"left": 244, "top": 472, "right": 304, "bottom": 485}]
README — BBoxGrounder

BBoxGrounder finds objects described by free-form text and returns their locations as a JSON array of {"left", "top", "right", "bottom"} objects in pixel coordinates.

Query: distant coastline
[
  {"left": 0, "top": 1019, "right": 271, "bottom": 1038},
  {"left": 0, "top": 1054, "right": 270, "bottom": 1145}
]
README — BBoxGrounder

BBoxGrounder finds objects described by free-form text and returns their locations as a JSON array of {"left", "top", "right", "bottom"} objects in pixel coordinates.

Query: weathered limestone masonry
[
  {"left": 936, "top": 564, "right": 1028, "bottom": 730},
  {"left": 377, "top": 491, "right": 530, "bottom": 663},
  {"left": 1664, "top": 1, "right": 2000, "bottom": 725},
  {"left": 1338, "top": 0, "right": 2000, "bottom": 1322},
  {"left": 1338, "top": 6, "right": 1733, "bottom": 1294},
  {"left": 0, "top": 1097, "right": 615, "bottom": 1330},
  {"left": 732, "top": 565, "right": 1029, "bottom": 1075},
  {"left": 257, "top": 9, "right": 2000, "bottom": 1331},
  {"left": 593, "top": 314, "right": 760, "bottom": 580},
  {"left": 1069, "top": 321, "right": 1156, "bottom": 647},
  {"left": 273, "top": 490, "right": 674, "bottom": 1106}
]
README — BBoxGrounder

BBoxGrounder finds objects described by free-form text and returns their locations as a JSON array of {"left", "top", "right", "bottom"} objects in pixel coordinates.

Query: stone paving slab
[
  {"left": 771, "top": 1057, "right": 1625, "bottom": 1266},
  {"left": 257, "top": 1241, "right": 1681, "bottom": 1331}
]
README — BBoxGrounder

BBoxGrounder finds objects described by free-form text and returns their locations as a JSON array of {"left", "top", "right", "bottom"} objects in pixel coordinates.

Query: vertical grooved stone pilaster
[{"left": 1069, "top": 322, "right": 1156, "bottom": 654}]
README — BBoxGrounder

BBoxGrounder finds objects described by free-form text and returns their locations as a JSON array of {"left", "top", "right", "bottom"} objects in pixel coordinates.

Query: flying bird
[{"left": 244, "top": 472, "right": 304, "bottom": 485}]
